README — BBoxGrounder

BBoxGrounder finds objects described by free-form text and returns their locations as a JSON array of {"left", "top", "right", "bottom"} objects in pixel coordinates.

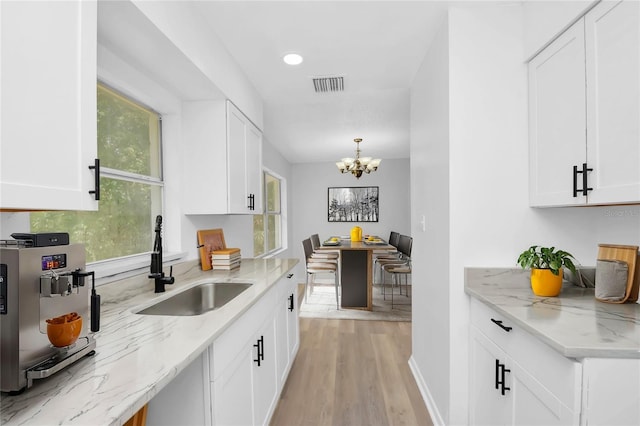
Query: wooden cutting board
[
  {"left": 197, "top": 229, "right": 226, "bottom": 271},
  {"left": 597, "top": 244, "right": 640, "bottom": 303}
]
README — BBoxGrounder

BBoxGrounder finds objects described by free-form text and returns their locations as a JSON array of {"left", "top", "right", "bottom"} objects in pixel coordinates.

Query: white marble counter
[
  {"left": 465, "top": 268, "right": 640, "bottom": 359},
  {"left": 1, "top": 258, "right": 298, "bottom": 426}
]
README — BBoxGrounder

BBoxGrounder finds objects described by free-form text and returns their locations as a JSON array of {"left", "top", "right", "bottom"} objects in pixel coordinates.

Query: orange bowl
[{"left": 46, "top": 313, "right": 82, "bottom": 347}]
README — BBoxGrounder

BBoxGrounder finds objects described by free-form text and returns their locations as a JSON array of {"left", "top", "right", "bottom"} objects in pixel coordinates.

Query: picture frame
[{"left": 328, "top": 186, "right": 379, "bottom": 222}]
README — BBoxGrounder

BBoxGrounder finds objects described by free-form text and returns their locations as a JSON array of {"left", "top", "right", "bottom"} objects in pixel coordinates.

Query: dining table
[{"left": 317, "top": 236, "right": 394, "bottom": 310}]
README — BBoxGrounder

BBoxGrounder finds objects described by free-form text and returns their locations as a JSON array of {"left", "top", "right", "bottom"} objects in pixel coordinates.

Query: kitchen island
[
  {"left": 0, "top": 258, "right": 298, "bottom": 426},
  {"left": 465, "top": 268, "right": 640, "bottom": 425}
]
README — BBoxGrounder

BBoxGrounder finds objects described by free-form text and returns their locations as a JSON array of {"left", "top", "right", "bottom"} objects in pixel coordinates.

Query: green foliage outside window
[
  {"left": 254, "top": 172, "right": 282, "bottom": 256},
  {"left": 31, "top": 84, "right": 163, "bottom": 263}
]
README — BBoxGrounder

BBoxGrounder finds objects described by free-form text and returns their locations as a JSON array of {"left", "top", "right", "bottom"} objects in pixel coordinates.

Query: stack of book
[{"left": 211, "top": 248, "right": 241, "bottom": 270}]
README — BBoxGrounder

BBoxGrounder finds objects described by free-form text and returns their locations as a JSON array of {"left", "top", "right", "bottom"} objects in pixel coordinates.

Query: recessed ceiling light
[{"left": 283, "top": 53, "right": 303, "bottom": 66}]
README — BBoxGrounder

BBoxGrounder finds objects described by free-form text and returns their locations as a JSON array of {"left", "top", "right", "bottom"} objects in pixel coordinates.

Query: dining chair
[
  {"left": 373, "top": 231, "right": 401, "bottom": 283},
  {"left": 377, "top": 235, "right": 412, "bottom": 300},
  {"left": 302, "top": 238, "right": 339, "bottom": 308},
  {"left": 382, "top": 260, "right": 411, "bottom": 308},
  {"left": 310, "top": 234, "right": 339, "bottom": 260}
]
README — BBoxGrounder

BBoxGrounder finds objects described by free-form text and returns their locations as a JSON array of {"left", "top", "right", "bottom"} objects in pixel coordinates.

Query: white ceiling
[{"left": 193, "top": 1, "right": 450, "bottom": 164}]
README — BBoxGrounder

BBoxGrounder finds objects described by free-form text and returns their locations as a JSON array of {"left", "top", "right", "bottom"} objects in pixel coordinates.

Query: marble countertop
[
  {"left": 1, "top": 258, "right": 298, "bottom": 426},
  {"left": 465, "top": 268, "right": 640, "bottom": 359}
]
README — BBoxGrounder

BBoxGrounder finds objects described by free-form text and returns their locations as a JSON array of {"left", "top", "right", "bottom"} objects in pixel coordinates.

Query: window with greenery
[
  {"left": 253, "top": 172, "right": 282, "bottom": 257},
  {"left": 31, "top": 83, "right": 163, "bottom": 263}
]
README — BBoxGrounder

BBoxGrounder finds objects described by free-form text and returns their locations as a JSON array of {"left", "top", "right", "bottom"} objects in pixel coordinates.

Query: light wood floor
[{"left": 270, "top": 318, "right": 433, "bottom": 426}]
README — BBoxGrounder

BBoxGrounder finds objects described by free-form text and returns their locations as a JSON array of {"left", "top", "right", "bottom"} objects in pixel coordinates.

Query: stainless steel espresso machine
[{"left": 0, "top": 234, "right": 97, "bottom": 394}]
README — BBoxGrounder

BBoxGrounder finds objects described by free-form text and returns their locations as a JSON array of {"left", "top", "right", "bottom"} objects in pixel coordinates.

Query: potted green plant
[{"left": 517, "top": 246, "right": 577, "bottom": 296}]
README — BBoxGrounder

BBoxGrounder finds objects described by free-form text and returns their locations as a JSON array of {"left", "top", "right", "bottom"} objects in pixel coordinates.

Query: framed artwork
[
  {"left": 196, "top": 228, "right": 226, "bottom": 270},
  {"left": 328, "top": 186, "right": 379, "bottom": 222}
]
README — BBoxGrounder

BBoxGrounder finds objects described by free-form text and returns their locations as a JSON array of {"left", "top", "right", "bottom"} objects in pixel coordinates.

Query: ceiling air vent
[{"left": 312, "top": 76, "right": 344, "bottom": 93}]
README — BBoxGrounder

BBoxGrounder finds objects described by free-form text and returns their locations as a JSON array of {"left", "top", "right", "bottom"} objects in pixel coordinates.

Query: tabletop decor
[
  {"left": 517, "top": 245, "right": 577, "bottom": 296},
  {"left": 328, "top": 186, "right": 379, "bottom": 222}
]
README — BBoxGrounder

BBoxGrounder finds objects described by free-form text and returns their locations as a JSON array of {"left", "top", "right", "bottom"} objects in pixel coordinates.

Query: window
[
  {"left": 253, "top": 171, "right": 282, "bottom": 256},
  {"left": 31, "top": 83, "right": 164, "bottom": 263}
]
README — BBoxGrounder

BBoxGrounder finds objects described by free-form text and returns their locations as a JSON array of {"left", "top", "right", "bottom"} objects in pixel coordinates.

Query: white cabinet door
[
  {"left": 285, "top": 280, "right": 299, "bottom": 366},
  {"left": 245, "top": 121, "right": 263, "bottom": 214},
  {"left": 212, "top": 346, "right": 253, "bottom": 426},
  {"left": 469, "top": 327, "right": 511, "bottom": 426},
  {"left": 227, "top": 101, "right": 263, "bottom": 214},
  {"left": 251, "top": 317, "right": 278, "bottom": 426},
  {"left": 227, "top": 102, "right": 250, "bottom": 213},
  {"left": 585, "top": 0, "right": 640, "bottom": 204},
  {"left": 528, "top": 20, "right": 586, "bottom": 207},
  {"left": 276, "top": 274, "right": 299, "bottom": 388},
  {"left": 0, "top": 0, "right": 98, "bottom": 211},
  {"left": 213, "top": 316, "right": 278, "bottom": 426}
]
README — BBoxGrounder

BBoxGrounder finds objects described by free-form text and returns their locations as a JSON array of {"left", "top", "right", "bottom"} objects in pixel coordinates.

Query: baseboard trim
[{"left": 408, "top": 355, "right": 445, "bottom": 426}]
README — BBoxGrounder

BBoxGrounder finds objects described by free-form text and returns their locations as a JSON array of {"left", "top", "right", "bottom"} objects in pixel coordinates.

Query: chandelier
[{"left": 335, "top": 138, "right": 382, "bottom": 179}]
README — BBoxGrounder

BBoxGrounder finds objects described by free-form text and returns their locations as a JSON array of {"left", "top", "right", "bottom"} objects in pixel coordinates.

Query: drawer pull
[
  {"left": 490, "top": 318, "right": 512, "bottom": 332},
  {"left": 288, "top": 293, "right": 294, "bottom": 312}
]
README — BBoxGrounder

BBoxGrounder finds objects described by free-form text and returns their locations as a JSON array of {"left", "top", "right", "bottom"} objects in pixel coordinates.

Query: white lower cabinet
[
  {"left": 212, "top": 316, "right": 277, "bottom": 426},
  {"left": 469, "top": 298, "right": 640, "bottom": 425},
  {"left": 147, "top": 271, "right": 299, "bottom": 426},
  {"left": 209, "top": 273, "right": 299, "bottom": 426},
  {"left": 469, "top": 299, "right": 581, "bottom": 425}
]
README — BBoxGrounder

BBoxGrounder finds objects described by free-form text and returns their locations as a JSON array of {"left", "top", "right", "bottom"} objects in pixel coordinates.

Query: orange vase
[{"left": 530, "top": 268, "right": 563, "bottom": 297}]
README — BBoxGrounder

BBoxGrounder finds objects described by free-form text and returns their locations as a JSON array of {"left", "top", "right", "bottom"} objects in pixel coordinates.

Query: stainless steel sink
[{"left": 136, "top": 282, "right": 253, "bottom": 316}]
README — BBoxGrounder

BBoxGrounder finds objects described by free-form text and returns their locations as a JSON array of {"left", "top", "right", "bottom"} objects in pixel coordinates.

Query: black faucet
[{"left": 149, "top": 215, "right": 174, "bottom": 293}]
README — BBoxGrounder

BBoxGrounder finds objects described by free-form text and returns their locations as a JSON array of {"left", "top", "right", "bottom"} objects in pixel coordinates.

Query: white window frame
[{"left": 255, "top": 168, "right": 287, "bottom": 258}]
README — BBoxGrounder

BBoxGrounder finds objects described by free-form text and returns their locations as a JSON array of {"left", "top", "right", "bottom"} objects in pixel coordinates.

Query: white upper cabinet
[
  {"left": 529, "top": 21, "right": 587, "bottom": 207},
  {"left": 0, "top": 0, "right": 98, "bottom": 211},
  {"left": 585, "top": 0, "right": 640, "bottom": 204},
  {"left": 227, "top": 102, "right": 263, "bottom": 214},
  {"left": 182, "top": 100, "right": 263, "bottom": 215},
  {"left": 528, "top": 0, "right": 639, "bottom": 207}
]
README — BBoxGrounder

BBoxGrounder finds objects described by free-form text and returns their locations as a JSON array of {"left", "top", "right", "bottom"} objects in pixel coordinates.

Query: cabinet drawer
[
  {"left": 470, "top": 298, "right": 581, "bottom": 409},
  {"left": 209, "top": 285, "right": 277, "bottom": 381},
  {"left": 470, "top": 298, "right": 519, "bottom": 353}
]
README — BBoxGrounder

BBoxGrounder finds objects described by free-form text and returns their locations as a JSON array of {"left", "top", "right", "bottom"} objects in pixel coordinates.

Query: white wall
[
  {"left": 290, "top": 159, "right": 411, "bottom": 279},
  {"left": 131, "top": 0, "right": 263, "bottom": 128},
  {"left": 409, "top": 13, "right": 450, "bottom": 426},
  {"left": 410, "top": 2, "right": 640, "bottom": 425}
]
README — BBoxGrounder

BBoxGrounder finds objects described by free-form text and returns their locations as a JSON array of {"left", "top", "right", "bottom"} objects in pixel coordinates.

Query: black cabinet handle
[
  {"left": 288, "top": 293, "right": 294, "bottom": 312},
  {"left": 573, "top": 163, "right": 593, "bottom": 197},
  {"left": 247, "top": 194, "right": 255, "bottom": 210},
  {"left": 490, "top": 318, "right": 512, "bottom": 332},
  {"left": 88, "top": 158, "right": 100, "bottom": 200},
  {"left": 253, "top": 335, "right": 265, "bottom": 366},
  {"left": 287, "top": 273, "right": 294, "bottom": 279},
  {"left": 495, "top": 359, "right": 511, "bottom": 396}
]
